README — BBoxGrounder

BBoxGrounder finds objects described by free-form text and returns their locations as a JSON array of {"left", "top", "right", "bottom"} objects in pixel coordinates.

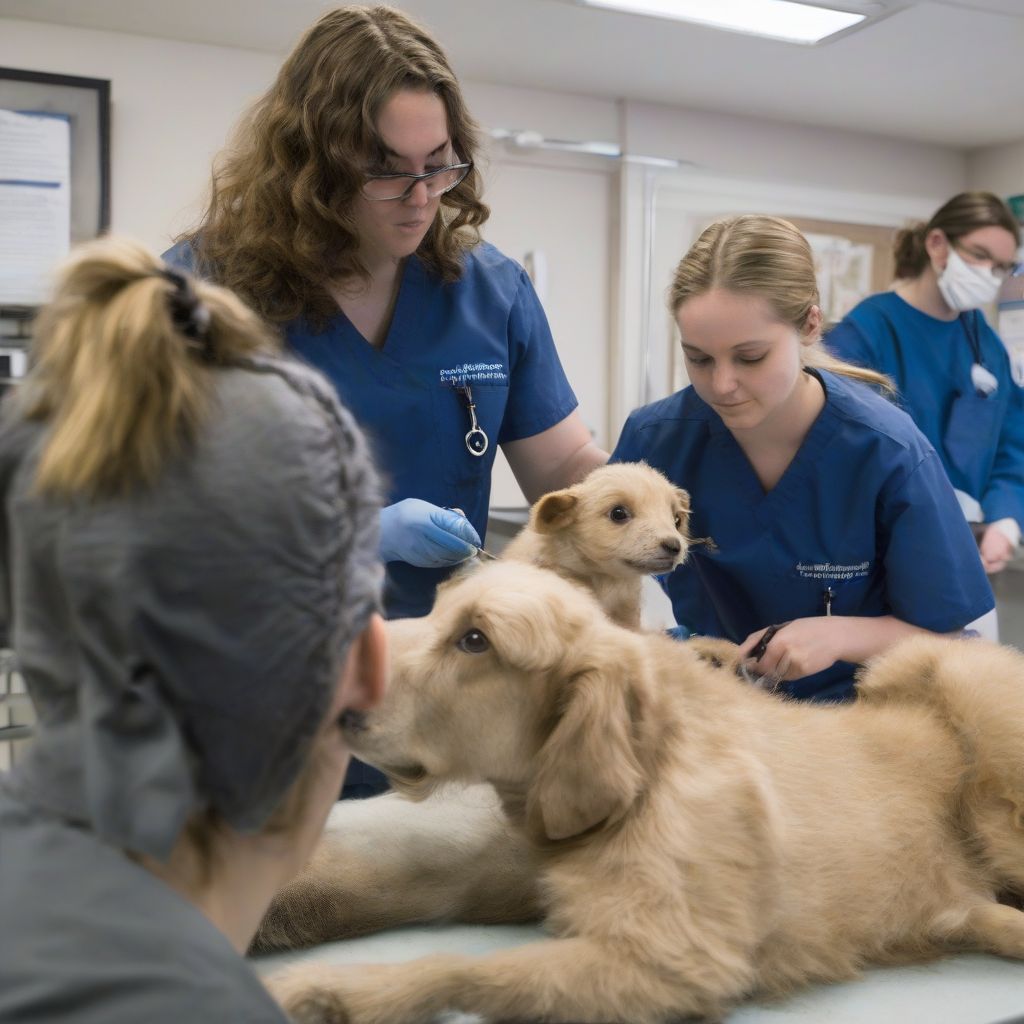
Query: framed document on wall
[
  {"left": 0, "top": 67, "right": 110, "bottom": 315},
  {"left": 0, "top": 67, "right": 111, "bottom": 241}
]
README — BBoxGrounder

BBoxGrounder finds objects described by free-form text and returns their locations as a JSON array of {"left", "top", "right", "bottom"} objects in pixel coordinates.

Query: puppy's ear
[
  {"left": 527, "top": 660, "right": 645, "bottom": 842},
  {"left": 532, "top": 491, "right": 579, "bottom": 534}
]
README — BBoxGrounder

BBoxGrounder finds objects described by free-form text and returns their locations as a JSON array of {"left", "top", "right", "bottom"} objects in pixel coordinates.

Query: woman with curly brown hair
[{"left": 165, "top": 4, "right": 606, "bottom": 797}]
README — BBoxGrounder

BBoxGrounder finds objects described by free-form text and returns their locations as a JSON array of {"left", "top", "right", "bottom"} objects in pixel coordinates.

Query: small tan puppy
[
  {"left": 503, "top": 461, "right": 692, "bottom": 628},
  {"left": 268, "top": 561, "right": 1024, "bottom": 1024}
]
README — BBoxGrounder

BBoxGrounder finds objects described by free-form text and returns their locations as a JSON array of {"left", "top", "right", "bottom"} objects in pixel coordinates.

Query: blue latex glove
[
  {"left": 665, "top": 624, "right": 691, "bottom": 641},
  {"left": 379, "top": 499, "right": 482, "bottom": 567}
]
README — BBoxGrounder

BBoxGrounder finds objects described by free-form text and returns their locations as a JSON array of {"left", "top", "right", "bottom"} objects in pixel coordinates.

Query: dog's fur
[
  {"left": 253, "top": 463, "right": 690, "bottom": 956},
  {"left": 254, "top": 785, "right": 538, "bottom": 951},
  {"left": 502, "top": 460, "right": 691, "bottom": 628},
  {"left": 267, "top": 561, "right": 1024, "bottom": 1024}
]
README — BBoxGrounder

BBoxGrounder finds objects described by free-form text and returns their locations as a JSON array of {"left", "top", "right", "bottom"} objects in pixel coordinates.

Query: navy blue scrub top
[
  {"left": 612, "top": 369, "right": 994, "bottom": 702},
  {"left": 827, "top": 291, "right": 1024, "bottom": 529},
  {"left": 164, "top": 240, "right": 578, "bottom": 619}
]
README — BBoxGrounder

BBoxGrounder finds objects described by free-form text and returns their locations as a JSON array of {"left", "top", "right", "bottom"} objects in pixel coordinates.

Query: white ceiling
[{"left": 0, "top": 0, "right": 1022, "bottom": 149}]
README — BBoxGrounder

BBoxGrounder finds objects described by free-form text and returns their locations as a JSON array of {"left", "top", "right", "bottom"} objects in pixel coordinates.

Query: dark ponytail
[{"left": 894, "top": 191, "right": 1020, "bottom": 281}]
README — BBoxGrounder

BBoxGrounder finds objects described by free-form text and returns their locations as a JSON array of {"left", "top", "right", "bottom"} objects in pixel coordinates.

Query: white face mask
[{"left": 935, "top": 246, "right": 1003, "bottom": 311}]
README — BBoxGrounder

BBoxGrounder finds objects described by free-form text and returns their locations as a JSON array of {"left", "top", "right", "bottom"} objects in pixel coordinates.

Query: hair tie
[{"left": 159, "top": 267, "right": 212, "bottom": 352}]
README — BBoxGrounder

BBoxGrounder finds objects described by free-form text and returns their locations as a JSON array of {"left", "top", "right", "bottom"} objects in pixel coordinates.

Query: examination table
[
  {"left": 256, "top": 516, "right": 1024, "bottom": 1022},
  {"left": 254, "top": 922, "right": 1024, "bottom": 1023}
]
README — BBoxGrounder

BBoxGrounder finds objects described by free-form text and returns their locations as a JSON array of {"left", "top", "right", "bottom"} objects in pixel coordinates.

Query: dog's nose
[{"left": 660, "top": 538, "right": 682, "bottom": 556}]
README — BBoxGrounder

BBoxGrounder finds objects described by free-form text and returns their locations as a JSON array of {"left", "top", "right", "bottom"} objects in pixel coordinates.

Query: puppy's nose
[{"left": 660, "top": 538, "right": 682, "bottom": 556}]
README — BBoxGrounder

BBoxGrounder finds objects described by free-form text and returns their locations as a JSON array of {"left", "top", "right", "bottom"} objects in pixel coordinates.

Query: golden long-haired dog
[
  {"left": 253, "top": 463, "right": 689, "bottom": 955},
  {"left": 503, "top": 460, "right": 692, "bottom": 628},
  {"left": 267, "top": 562, "right": 1024, "bottom": 1023}
]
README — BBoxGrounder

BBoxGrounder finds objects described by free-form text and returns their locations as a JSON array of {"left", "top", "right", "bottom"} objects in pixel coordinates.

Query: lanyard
[
  {"left": 881, "top": 310, "right": 995, "bottom": 395},
  {"left": 961, "top": 311, "right": 982, "bottom": 367},
  {"left": 961, "top": 312, "right": 999, "bottom": 396}
]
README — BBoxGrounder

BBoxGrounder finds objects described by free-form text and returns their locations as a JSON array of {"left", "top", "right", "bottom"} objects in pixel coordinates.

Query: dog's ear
[
  {"left": 527, "top": 660, "right": 645, "bottom": 842},
  {"left": 479, "top": 589, "right": 588, "bottom": 673},
  {"left": 532, "top": 491, "right": 579, "bottom": 534}
]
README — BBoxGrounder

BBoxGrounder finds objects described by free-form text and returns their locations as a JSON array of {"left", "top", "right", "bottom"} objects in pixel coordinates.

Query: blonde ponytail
[
  {"left": 19, "top": 236, "right": 279, "bottom": 499},
  {"left": 803, "top": 344, "right": 894, "bottom": 393}
]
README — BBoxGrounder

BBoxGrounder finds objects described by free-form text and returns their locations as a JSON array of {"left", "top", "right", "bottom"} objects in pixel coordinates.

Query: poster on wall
[
  {"left": 0, "top": 109, "right": 71, "bottom": 306},
  {"left": 0, "top": 67, "right": 110, "bottom": 327},
  {"left": 804, "top": 232, "right": 874, "bottom": 326}
]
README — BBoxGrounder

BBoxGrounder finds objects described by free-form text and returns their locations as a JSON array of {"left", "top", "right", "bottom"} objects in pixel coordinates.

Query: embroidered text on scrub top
[
  {"left": 439, "top": 362, "right": 509, "bottom": 384},
  {"left": 795, "top": 561, "right": 872, "bottom": 581}
]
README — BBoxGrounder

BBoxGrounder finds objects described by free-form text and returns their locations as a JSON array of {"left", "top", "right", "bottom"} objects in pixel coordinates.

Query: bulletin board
[{"left": 784, "top": 215, "right": 897, "bottom": 328}]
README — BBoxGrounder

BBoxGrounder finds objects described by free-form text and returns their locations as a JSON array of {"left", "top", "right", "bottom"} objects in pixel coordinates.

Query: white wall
[
  {"left": 624, "top": 100, "right": 967, "bottom": 199},
  {"left": 478, "top": 155, "right": 614, "bottom": 505},
  {"left": 967, "top": 139, "right": 1024, "bottom": 200},
  {"left": 1, "top": 17, "right": 977, "bottom": 505},
  {"left": 464, "top": 81, "right": 619, "bottom": 150},
  {"left": 0, "top": 17, "right": 974, "bottom": 245},
  {"left": 0, "top": 18, "right": 279, "bottom": 250}
]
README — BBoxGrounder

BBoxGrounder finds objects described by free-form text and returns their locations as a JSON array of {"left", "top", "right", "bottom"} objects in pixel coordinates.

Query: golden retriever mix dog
[
  {"left": 502, "top": 460, "right": 692, "bottom": 628},
  {"left": 266, "top": 562, "right": 1024, "bottom": 1024},
  {"left": 253, "top": 463, "right": 689, "bottom": 955}
]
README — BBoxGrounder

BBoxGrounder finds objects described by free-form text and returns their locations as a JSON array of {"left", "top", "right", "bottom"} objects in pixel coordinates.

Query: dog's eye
[
  {"left": 456, "top": 629, "right": 490, "bottom": 654},
  {"left": 674, "top": 515, "right": 682, "bottom": 528},
  {"left": 609, "top": 505, "right": 631, "bottom": 523}
]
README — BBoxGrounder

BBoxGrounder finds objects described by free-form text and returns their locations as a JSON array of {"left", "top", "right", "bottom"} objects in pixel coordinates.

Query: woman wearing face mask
[
  {"left": 613, "top": 215, "right": 992, "bottom": 702},
  {"left": 827, "top": 193, "right": 1023, "bottom": 602}
]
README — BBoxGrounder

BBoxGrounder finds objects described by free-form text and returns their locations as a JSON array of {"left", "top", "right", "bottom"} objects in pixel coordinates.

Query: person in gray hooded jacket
[{"left": 0, "top": 237, "right": 387, "bottom": 1021}]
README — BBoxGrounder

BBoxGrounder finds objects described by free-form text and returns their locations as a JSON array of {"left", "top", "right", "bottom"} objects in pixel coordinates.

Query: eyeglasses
[
  {"left": 953, "top": 241, "right": 1020, "bottom": 281},
  {"left": 360, "top": 160, "right": 472, "bottom": 202}
]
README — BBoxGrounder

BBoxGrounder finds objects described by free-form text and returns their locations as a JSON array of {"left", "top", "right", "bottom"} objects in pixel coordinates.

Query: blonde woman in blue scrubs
[
  {"left": 614, "top": 216, "right": 993, "bottom": 702},
  {"left": 166, "top": 5, "right": 607, "bottom": 796}
]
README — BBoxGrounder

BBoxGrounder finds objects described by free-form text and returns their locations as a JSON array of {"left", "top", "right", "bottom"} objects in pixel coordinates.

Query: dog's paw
[
  {"left": 266, "top": 963, "right": 434, "bottom": 1024},
  {"left": 265, "top": 966, "right": 353, "bottom": 1024}
]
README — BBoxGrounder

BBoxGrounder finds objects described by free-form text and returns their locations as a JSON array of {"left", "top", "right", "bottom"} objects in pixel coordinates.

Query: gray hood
[{"left": 0, "top": 354, "right": 382, "bottom": 860}]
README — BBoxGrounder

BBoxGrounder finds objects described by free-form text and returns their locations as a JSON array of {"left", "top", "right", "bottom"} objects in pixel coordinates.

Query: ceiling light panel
[{"left": 577, "top": 0, "right": 868, "bottom": 44}]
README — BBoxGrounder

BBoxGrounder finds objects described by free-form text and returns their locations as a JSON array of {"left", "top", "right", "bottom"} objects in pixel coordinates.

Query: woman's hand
[
  {"left": 979, "top": 524, "right": 1015, "bottom": 574},
  {"left": 379, "top": 499, "right": 481, "bottom": 567},
  {"left": 740, "top": 615, "right": 932, "bottom": 683},
  {"left": 739, "top": 617, "right": 847, "bottom": 683}
]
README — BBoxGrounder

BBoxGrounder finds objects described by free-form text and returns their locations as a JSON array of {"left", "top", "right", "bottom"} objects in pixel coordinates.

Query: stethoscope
[
  {"left": 963, "top": 312, "right": 998, "bottom": 397},
  {"left": 455, "top": 383, "right": 489, "bottom": 457}
]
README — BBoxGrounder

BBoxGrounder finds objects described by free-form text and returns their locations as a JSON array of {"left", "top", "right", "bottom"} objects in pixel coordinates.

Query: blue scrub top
[
  {"left": 827, "top": 292, "right": 1024, "bottom": 528},
  {"left": 164, "top": 240, "right": 578, "bottom": 619},
  {"left": 612, "top": 369, "right": 993, "bottom": 702}
]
